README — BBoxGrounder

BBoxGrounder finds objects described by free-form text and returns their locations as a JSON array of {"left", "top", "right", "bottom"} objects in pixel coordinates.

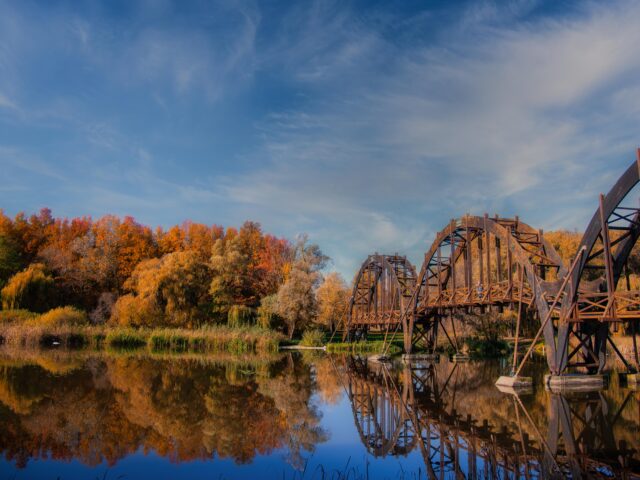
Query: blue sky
[{"left": 1, "top": 0, "right": 639, "bottom": 277}]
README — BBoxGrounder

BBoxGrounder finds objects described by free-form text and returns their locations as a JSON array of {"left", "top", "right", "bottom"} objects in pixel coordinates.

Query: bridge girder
[{"left": 344, "top": 149, "right": 640, "bottom": 375}]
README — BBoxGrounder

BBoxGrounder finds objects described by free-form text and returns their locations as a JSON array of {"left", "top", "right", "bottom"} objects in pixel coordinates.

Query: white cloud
[
  {"left": 1, "top": 0, "right": 640, "bottom": 279},
  {"left": 218, "top": 0, "right": 640, "bottom": 275}
]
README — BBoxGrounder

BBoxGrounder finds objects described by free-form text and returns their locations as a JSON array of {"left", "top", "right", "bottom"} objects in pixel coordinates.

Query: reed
[
  {"left": 105, "top": 329, "right": 147, "bottom": 349},
  {"left": 0, "top": 323, "right": 283, "bottom": 354}
]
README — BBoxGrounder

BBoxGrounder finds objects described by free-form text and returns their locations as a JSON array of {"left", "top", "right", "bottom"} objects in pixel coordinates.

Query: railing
[{"left": 576, "top": 290, "right": 640, "bottom": 321}]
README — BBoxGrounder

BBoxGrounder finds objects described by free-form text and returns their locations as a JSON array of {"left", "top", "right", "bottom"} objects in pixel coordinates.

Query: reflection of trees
[
  {"left": 0, "top": 353, "right": 326, "bottom": 468},
  {"left": 313, "top": 356, "right": 343, "bottom": 406},
  {"left": 257, "top": 354, "right": 328, "bottom": 469}
]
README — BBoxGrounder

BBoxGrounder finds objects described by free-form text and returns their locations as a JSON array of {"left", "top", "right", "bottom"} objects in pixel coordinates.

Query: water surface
[{"left": 0, "top": 350, "right": 637, "bottom": 479}]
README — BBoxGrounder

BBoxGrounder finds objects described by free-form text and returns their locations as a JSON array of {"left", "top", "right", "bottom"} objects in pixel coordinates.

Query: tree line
[{"left": 0, "top": 208, "right": 349, "bottom": 338}]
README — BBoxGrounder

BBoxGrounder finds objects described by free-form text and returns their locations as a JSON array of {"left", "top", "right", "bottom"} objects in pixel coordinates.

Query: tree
[
  {"left": 209, "top": 221, "right": 291, "bottom": 318},
  {"left": 0, "top": 234, "right": 22, "bottom": 289},
  {"left": 209, "top": 237, "right": 253, "bottom": 320},
  {"left": 257, "top": 294, "right": 282, "bottom": 330},
  {"left": 1, "top": 263, "right": 55, "bottom": 312},
  {"left": 315, "top": 272, "right": 349, "bottom": 332},
  {"left": 275, "top": 236, "right": 327, "bottom": 339},
  {"left": 110, "top": 251, "right": 212, "bottom": 328},
  {"left": 115, "top": 216, "right": 158, "bottom": 289}
]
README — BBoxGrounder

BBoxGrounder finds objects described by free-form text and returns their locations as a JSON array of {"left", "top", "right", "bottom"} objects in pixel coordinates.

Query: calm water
[{"left": 0, "top": 350, "right": 638, "bottom": 479}]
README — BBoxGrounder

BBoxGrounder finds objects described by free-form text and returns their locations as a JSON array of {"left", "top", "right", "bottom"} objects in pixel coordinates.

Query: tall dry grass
[{"left": 0, "top": 311, "right": 283, "bottom": 354}]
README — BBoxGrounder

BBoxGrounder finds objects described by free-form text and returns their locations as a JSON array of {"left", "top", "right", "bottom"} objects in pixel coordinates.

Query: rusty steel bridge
[{"left": 344, "top": 150, "right": 640, "bottom": 376}]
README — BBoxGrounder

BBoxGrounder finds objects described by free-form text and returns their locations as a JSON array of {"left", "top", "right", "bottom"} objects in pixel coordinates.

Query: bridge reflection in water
[{"left": 338, "top": 357, "right": 640, "bottom": 479}]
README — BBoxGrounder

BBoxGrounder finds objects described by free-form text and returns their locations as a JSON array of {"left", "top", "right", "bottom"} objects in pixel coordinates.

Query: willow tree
[{"left": 1, "top": 263, "right": 55, "bottom": 312}]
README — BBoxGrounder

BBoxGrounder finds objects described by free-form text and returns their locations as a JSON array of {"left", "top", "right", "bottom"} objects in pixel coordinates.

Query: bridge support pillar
[
  {"left": 495, "top": 375, "right": 532, "bottom": 388},
  {"left": 544, "top": 374, "right": 606, "bottom": 393}
]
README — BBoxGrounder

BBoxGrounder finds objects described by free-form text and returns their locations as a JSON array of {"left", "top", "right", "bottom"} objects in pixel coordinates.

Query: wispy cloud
[
  {"left": 1, "top": 0, "right": 639, "bottom": 278},
  {"left": 218, "top": 0, "right": 640, "bottom": 274}
]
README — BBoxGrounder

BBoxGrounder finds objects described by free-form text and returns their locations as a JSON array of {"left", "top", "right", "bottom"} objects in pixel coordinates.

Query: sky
[{"left": 1, "top": 0, "right": 640, "bottom": 278}]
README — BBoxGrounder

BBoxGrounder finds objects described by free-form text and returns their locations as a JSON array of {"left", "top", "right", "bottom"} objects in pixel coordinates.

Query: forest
[
  {"left": 0, "top": 208, "right": 350, "bottom": 349},
  {"left": 2, "top": 208, "right": 639, "bottom": 355}
]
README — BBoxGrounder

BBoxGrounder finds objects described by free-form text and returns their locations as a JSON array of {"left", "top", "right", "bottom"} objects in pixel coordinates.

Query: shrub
[
  {"left": 0, "top": 309, "right": 38, "bottom": 324},
  {"left": 227, "top": 305, "right": 255, "bottom": 328},
  {"left": 110, "top": 294, "right": 162, "bottom": 327},
  {"left": 35, "top": 306, "right": 88, "bottom": 327},
  {"left": 300, "top": 329, "right": 324, "bottom": 347},
  {"left": 464, "top": 336, "right": 509, "bottom": 357}
]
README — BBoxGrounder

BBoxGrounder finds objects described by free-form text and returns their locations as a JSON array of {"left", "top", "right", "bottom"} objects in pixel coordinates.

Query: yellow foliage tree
[
  {"left": 1, "top": 263, "right": 55, "bottom": 312},
  {"left": 110, "top": 251, "right": 212, "bottom": 328},
  {"left": 315, "top": 272, "right": 349, "bottom": 331}
]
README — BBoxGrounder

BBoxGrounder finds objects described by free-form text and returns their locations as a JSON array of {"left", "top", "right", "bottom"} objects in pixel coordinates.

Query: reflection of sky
[{"left": 2, "top": 1, "right": 640, "bottom": 279}]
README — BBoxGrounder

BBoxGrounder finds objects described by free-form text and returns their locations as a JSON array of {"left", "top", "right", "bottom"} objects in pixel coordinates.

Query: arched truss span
[
  {"left": 407, "top": 215, "right": 566, "bottom": 367},
  {"left": 343, "top": 150, "right": 640, "bottom": 376},
  {"left": 345, "top": 254, "right": 417, "bottom": 337},
  {"left": 555, "top": 149, "right": 640, "bottom": 374}
]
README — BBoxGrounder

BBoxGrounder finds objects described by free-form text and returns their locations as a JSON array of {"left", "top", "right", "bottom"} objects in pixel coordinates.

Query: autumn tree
[
  {"left": 275, "top": 236, "right": 327, "bottom": 339},
  {"left": 210, "top": 221, "right": 291, "bottom": 319},
  {"left": 257, "top": 294, "right": 282, "bottom": 330},
  {"left": 157, "top": 225, "right": 185, "bottom": 256},
  {"left": 1, "top": 263, "right": 56, "bottom": 312},
  {"left": 209, "top": 236, "right": 253, "bottom": 320},
  {"left": 10, "top": 209, "right": 55, "bottom": 264},
  {"left": 545, "top": 230, "right": 582, "bottom": 265},
  {"left": 110, "top": 251, "right": 212, "bottom": 328},
  {"left": 0, "top": 234, "right": 22, "bottom": 289},
  {"left": 0, "top": 209, "right": 293, "bottom": 321},
  {"left": 115, "top": 216, "right": 158, "bottom": 289},
  {"left": 315, "top": 272, "right": 349, "bottom": 332}
]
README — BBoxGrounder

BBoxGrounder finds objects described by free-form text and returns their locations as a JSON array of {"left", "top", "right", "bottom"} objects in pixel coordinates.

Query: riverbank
[{"left": 0, "top": 323, "right": 282, "bottom": 354}]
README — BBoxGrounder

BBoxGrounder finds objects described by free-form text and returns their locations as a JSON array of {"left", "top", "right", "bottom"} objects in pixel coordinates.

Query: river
[{"left": 0, "top": 349, "right": 637, "bottom": 479}]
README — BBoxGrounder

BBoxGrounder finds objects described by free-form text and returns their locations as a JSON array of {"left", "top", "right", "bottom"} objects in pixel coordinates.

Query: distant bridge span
[{"left": 344, "top": 150, "right": 640, "bottom": 376}]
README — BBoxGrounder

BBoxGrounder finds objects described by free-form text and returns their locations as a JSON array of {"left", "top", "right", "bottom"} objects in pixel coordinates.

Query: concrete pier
[
  {"left": 495, "top": 383, "right": 533, "bottom": 396},
  {"left": 495, "top": 375, "right": 533, "bottom": 388},
  {"left": 402, "top": 353, "right": 440, "bottom": 363},
  {"left": 544, "top": 374, "right": 606, "bottom": 392},
  {"left": 368, "top": 354, "right": 392, "bottom": 364},
  {"left": 453, "top": 353, "right": 470, "bottom": 362}
]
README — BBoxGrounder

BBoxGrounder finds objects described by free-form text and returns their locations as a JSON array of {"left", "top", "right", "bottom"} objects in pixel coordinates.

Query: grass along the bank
[{"left": 0, "top": 323, "right": 283, "bottom": 354}]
